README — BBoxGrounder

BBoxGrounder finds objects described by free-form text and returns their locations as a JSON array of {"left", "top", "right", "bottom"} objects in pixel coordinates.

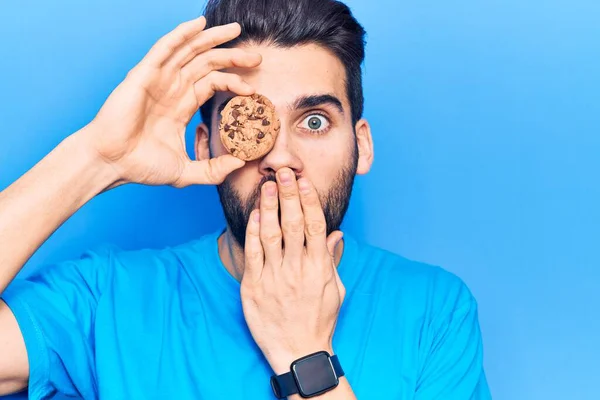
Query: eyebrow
[
  {"left": 215, "top": 93, "right": 345, "bottom": 117},
  {"left": 293, "top": 94, "right": 344, "bottom": 115}
]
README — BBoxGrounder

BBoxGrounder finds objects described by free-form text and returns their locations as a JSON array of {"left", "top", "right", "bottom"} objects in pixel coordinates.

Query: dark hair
[{"left": 199, "top": 0, "right": 366, "bottom": 131}]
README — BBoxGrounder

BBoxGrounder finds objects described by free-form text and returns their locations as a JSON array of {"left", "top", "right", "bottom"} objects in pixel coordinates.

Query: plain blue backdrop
[{"left": 1, "top": 0, "right": 598, "bottom": 399}]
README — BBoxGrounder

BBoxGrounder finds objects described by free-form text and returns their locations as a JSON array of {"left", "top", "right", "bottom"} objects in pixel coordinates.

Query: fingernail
[{"left": 279, "top": 170, "right": 292, "bottom": 185}]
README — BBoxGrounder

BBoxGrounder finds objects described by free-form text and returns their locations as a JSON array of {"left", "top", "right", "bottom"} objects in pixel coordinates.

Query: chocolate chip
[
  {"left": 228, "top": 132, "right": 235, "bottom": 139},
  {"left": 262, "top": 119, "right": 270, "bottom": 126},
  {"left": 257, "top": 107, "right": 264, "bottom": 114},
  {"left": 230, "top": 148, "right": 236, "bottom": 153},
  {"left": 257, "top": 132, "right": 265, "bottom": 139},
  {"left": 256, "top": 140, "right": 261, "bottom": 144},
  {"left": 232, "top": 110, "right": 240, "bottom": 119},
  {"left": 224, "top": 124, "right": 231, "bottom": 131}
]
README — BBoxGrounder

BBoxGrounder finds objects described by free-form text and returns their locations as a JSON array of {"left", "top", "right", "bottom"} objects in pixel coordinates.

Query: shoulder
[
  {"left": 345, "top": 235, "right": 477, "bottom": 314},
  {"left": 103, "top": 232, "right": 216, "bottom": 277},
  {"left": 42, "top": 231, "right": 219, "bottom": 289}
]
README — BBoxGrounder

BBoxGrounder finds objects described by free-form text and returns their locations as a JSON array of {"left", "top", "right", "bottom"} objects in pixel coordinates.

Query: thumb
[
  {"left": 326, "top": 230, "right": 344, "bottom": 258},
  {"left": 177, "top": 155, "right": 245, "bottom": 187}
]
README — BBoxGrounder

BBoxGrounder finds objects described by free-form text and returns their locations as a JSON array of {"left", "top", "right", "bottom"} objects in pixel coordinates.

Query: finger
[
  {"left": 260, "top": 181, "right": 283, "bottom": 268},
  {"left": 243, "top": 209, "right": 264, "bottom": 283},
  {"left": 298, "top": 177, "right": 328, "bottom": 257},
  {"left": 182, "top": 48, "right": 262, "bottom": 83},
  {"left": 276, "top": 168, "right": 305, "bottom": 260},
  {"left": 193, "top": 71, "right": 255, "bottom": 106},
  {"left": 176, "top": 155, "right": 245, "bottom": 187},
  {"left": 143, "top": 16, "right": 207, "bottom": 67},
  {"left": 167, "top": 22, "right": 242, "bottom": 68}
]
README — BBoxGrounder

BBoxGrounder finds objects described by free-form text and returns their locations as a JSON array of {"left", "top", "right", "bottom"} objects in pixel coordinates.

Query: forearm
[{"left": 0, "top": 125, "right": 119, "bottom": 293}]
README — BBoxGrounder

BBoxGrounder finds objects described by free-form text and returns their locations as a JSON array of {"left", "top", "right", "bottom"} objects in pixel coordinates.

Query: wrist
[{"left": 69, "top": 124, "right": 123, "bottom": 191}]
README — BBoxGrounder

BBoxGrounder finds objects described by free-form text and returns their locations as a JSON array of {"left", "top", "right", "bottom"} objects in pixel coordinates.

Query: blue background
[{"left": 1, "top": 0, "right": 598, "bottom": 399}]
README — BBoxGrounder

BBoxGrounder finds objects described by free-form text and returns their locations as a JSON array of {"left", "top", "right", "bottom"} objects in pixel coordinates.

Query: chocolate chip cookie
[{"left": 219, "top": 94, "right": 281, "bottom": 161}]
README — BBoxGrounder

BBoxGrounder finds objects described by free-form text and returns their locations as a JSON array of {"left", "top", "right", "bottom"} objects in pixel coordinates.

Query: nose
[{"left": 258, "top": 126, "right": 304, "bottom": 177}]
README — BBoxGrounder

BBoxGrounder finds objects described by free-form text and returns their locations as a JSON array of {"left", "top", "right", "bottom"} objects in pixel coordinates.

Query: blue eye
[{"left": 301, "top": 114, "right": 330, "bottom": 133}]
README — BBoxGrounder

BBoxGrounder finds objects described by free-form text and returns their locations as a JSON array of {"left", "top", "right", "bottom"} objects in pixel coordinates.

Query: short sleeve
[
  {"left": 416, "top": 282, "right": 492, "bottom": 400},
  {"left": 1, "top": 246, "right": 115, "bottom": 400}
]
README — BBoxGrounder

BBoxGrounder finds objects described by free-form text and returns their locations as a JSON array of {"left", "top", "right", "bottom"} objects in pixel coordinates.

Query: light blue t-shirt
[{"left": 2, "top": 229, "right": 490, "bottom": 399}]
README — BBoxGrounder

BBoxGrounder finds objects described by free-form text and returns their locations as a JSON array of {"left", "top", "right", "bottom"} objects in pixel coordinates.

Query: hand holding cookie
[{"left": 82, "top": 17, "right": 262, "bottom": 188}]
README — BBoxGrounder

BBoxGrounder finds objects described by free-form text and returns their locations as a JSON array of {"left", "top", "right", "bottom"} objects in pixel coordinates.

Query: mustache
[{"left": 247, "top": 172, "right": 302, "bottom": 208}]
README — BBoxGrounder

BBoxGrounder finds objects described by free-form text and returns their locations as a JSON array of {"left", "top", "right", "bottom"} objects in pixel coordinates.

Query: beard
[{"left": 216, "top": 145, "right": 359, "bottom": 249}]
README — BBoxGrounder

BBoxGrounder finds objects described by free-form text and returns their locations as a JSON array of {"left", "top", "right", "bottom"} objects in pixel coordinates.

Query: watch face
[{"left": 292, "top": 352, "right": 339, "bottom": 397}]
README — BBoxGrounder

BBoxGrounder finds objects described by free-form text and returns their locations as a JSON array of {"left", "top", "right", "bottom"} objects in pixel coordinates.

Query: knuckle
[
  {"left": 322, "top": 268, "right": 335, "bottom": 282},
  {"left": 203, "top": 159, "right": 220, "bottom": 183},
  {"left": 179, "top": 67, "right": 192, "bottom": 84},
  {"left": 176, "top": 21, "right": 189, "bottom": 32},
  {"left": 262, "top": 231, "right": 282, "bottom": 246},
  {"left": 182, "top": 41, "right": 195, "bottom": 57},
  {"left": 125, "top": 66, "right": 138, "bottom": 79},
  {"left": 302, "top": 192, "right": 320, "bottom": 206},
  {"left": 283, "top": 275, "right": 299, "bottom": 291},
  {"left": 240, "top": 283, "right": 257, "bottom": 299},
  {"left": 262, "top": 200, "right": 279, "bottom": 211},
  {"left": 173, "top": 31, "right": 186, "bottom": 46},
  {"left": 128, "top": 65, "right": 152, "bottom": 83},
  {"left": 282, "top": 218, "right": 304, "bottom": 234},
  {"left": 209, "top": 34, "right": 221, "bottom": 48},
  {"left": 280, "top": 189, "right": 298, "bottom": 201},
  {"left": 246, "top": 251, "right": 262, "bottom": 265},
  {"left": 240, "top": 284, "right": 250, "bottom": 298},
  {"left": 205, "top": 70, "right": 218, "bottom": 84},
  {"left": 205, "top": 56, "right": 218, "bottom": 71},
  {"left": 305, "top": 221, "right": 326, "bottom": 237},
  {"left": 172, "top": 180, "right": 186, "bottom": 189}
]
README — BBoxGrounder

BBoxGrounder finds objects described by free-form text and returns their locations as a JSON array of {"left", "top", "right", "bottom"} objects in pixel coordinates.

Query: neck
[{"left": 218, "top": 227, "right": 345, "bottom": 282}]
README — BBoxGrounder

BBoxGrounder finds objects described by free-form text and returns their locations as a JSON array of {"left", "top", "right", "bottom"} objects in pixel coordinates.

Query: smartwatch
[{"left": 270, "top": 351, "right": 345, "bottom": 399}]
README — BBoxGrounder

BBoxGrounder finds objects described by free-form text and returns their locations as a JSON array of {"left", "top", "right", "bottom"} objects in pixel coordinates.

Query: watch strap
[
  {"left": 330, "top": 354, "right": 344, "bottom": 378},
  {"left": 272, "top": 371, "right": 298, "bottom": 398},
  {"left": 271, "top": 354, "right": 344, "bottom": 399}
]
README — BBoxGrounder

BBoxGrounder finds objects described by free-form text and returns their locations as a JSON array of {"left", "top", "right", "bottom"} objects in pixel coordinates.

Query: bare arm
[
  {"left": 0, "top": 15, "right": 261, "bottom": 394},
  {"left": 0, "top": 131, "right": 117, "bottom": 294},
  {"left": 0, "top": 131, "right": 117, "bottom": 394}
]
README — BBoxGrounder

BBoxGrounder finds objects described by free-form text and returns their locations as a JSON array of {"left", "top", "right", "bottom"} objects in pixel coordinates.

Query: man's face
[{"left": 208, "top": 43, "right": 359, "bottom": 248}]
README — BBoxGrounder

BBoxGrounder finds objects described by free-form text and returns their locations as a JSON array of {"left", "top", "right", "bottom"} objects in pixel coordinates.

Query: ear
[
  {"left": 355, "top": 118, "right": 374, "bottom": 175},
  {"left": 195, "top": 123, "right": 211, "bottom": 161}
]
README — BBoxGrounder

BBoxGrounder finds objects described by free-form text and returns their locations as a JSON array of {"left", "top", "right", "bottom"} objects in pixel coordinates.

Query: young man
[{"left": 0, "top": 0, "right": 491, "bottom": 398}]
